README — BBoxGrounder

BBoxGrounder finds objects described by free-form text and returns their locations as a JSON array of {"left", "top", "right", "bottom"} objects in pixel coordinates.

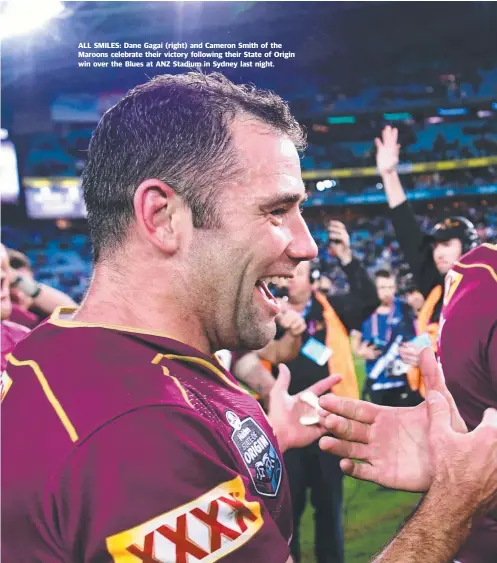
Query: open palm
[
  {"left": 375, "top": 125, "right": 400, "bottom": 175},
  {"left": 319, "top": 349, "right": 467, "bottom": 492},
  {"left": 268, "top": 364, "right": 342, "bottom": 453}
]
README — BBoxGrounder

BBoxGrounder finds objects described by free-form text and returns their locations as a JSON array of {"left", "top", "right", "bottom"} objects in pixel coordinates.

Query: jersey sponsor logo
[
  {"left": 106, "top": 476, "right": 262, "bottom": 563},
  {"left": 443, "top": 269, "right": 463, "bottom": 306},
  {"left": 225, "top": 410, "right": 282, "bottom": 497},
  {"left": 0, "top": 370, "right": 13, "bottom": 401}
]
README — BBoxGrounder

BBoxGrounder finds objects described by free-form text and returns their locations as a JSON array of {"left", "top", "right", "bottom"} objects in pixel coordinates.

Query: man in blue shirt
[{"left": 352, "top": 269, "right": 420, "bottom": 407}]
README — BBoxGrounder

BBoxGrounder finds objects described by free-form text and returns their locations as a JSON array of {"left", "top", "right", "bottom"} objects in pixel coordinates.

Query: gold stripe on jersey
[
  {"left": 49, "top": 307, "right": 178, "bottom": 341},
  {"left": 6, "top": 354, "right": 79, "bottom": 442},
  {"left": 162, "top": 354, "right": 252, "bottom": 396},
  {"left": 1, "top": 370, "right": 13, "bottom": 401},
  {"left": 454, "top": 261, "right": 497, "bottom": 284},
  {"left": 163, "top": 367, "right": 194, "bottom": 409},
  {"left": 482, "top": 243, "right": 497, "bottom": 252}
]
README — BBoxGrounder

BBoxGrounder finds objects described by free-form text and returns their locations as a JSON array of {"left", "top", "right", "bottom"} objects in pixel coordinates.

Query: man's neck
[
  {"left": 73, "top": 265, "right": 212, "bottom": 356},
  {"left": 377, "top": 302, "right": 394, "bottom": 315}
]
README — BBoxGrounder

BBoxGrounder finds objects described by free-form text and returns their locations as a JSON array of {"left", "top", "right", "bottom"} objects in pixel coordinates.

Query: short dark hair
[
  {"left": 374, "top": 269, "right": 394, "bottom": 280},
  {"left": 7, "top": 248, "right": 31, "bottom": 271},
  {"left": 82, "top": 72, "right": 306, "bottom": 262}
]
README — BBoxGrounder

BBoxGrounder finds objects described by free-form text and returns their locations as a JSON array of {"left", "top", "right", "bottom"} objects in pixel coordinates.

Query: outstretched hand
[
  {"left": 268, "top": 364, "right": 342, "bottom": 453},
  {"left": 376, "top": 125, "right": 400, "bottom": 175},
  {"left": 318, "top": 348, "right": 466, "bottom": 492}
]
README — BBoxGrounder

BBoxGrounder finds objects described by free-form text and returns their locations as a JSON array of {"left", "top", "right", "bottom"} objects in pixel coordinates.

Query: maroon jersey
[
  {"left": 439, "top": 243, "right": 497, "bottom": 563},
  {"left": 2, "top": 309, "right": 292, "bottom": 562},
  {"left": 1, "top": 319, "right": 29, "bottom": 371},
  {"left": 9, "top": 304, "right": 41, "bottom": 329}
]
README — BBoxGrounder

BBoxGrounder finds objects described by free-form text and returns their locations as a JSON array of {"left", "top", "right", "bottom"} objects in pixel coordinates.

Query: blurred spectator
[
  {"left": 7, "top": 248, "right": 77, "bottom": 328},
  {"left": 1, "top": 244, "right": 30, "bottom": 372}
]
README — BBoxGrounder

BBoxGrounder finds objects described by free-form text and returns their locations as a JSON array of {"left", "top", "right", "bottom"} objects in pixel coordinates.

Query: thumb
[
  {"left": 419, "top": 347, "right": 444, "bottom": 393},
  {"left": 272, "top": 364, "right": 291, "bottom": 395},
  {"left": 426, "top": 390, "right": 451, "bottom": 429}
]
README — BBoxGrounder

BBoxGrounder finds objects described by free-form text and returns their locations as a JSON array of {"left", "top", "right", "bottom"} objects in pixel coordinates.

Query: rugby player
[
  {"left": 2, "top": 73, "right": 338, "bottom": 563},
  {"left": 319, "top": 243, "right": 497, "bottom": 562}
]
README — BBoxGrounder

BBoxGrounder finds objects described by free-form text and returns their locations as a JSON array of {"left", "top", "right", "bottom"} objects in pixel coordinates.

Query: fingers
[
  {"left": 478, "top": 408, "right": 497, "bottom": 430},
  {"left": 306, "top": 374, "right": 342, "bottom": 398},
  {"left": 374, "top": 137, "right": 382, "bottom": 150},
  {"left": 319, "top": 393, "right": 379, "bottom": 424},
  {"left": 426, "top": 390, "right": 451, "bottom": 428},
  {"left": 272, "top": 364, "right": 291, "bottom": 395},
  {"left": 339, "top": 458, "right": 378, "bottom": 483},
  {"left": 419, "top": 347, "right": 444, "bottom": 393},
  {"left": 319, "top": 436, "right": 370, "bottom": 461},
  {"left": 323, "top": 413, "right": 371, "bottom": 444}
]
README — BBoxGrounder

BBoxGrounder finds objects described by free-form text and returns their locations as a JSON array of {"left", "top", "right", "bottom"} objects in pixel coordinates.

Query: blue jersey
[{"left": 361, "top": 298, "right": 416, "bottom": 390}]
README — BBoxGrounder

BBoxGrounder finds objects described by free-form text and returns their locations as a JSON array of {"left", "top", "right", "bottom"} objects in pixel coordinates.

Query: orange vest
[
  {"left": 313, "top": 291, "right": 359, "bottom": 399},
  {"left": 406, "top": 285, "right": 443, "bottom": 398},
  {"left": 259, "top": 292, "right": 359, "bottom": 399}
]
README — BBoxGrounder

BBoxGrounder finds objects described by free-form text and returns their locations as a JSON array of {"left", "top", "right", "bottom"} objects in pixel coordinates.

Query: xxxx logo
[{"left": 106, "top": 476, "right": 262, "bottom": 562}]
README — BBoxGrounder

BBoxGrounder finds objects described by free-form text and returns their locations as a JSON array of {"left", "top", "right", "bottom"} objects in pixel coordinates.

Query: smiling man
[{"left": 2, "top": 73, "right": 337, "bottom": 563}]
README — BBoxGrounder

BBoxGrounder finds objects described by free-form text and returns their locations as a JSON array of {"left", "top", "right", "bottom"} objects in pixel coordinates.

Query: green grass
[{"left": 298, "top": 360, "right": 421, "bottom": 563}]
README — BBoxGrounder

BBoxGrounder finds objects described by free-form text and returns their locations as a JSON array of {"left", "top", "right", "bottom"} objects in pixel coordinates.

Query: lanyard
[{"left": 371, "top": 305, "right": 395, "bottom": 344}]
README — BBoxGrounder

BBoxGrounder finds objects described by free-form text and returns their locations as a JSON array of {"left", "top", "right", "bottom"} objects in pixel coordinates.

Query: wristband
[{"left": 12, "top": 274, "right": 42, "bottom": 299}]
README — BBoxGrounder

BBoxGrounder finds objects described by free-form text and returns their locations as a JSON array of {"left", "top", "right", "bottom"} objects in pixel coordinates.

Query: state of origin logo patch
[{"left": 225, "top": 410, "right": 282, "bottom": 497}]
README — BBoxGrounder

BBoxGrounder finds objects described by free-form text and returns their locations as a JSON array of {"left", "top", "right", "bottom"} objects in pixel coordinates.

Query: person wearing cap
[{"left": 376, "top": 126, "right": 480, "bottom": 396}]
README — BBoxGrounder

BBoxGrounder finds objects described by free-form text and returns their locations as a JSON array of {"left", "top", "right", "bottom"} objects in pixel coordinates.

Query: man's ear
[{"left": 133, "top": 179, "right": 187, "bottom": 255}]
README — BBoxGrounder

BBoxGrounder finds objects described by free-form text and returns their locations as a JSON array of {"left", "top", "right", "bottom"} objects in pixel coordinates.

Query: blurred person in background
[
  {"left": 1, "top": 244, "right": 30, "bottom": 372},
  {"left": 7, "top": 248, "right": 77, "bottom": 328},
  {"left": 274, "top": 221, "right": 379, "bottom": 563},
  {"left": 405, "top": 287, "right": 425, "bottom": 317},
  {"left": 231, "top": 301, "right": 307, "bottom": 404},
  {"left": 376, "top": 126, "right": 479, "bottom": 397},
  {"left": 352, "top": 269, "right": 420, "bottom": 407}
]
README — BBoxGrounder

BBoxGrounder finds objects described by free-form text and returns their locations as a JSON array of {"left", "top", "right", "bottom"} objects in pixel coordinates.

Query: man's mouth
[{"left": 254, "top": 276, "right": 293, "bottom": 315}]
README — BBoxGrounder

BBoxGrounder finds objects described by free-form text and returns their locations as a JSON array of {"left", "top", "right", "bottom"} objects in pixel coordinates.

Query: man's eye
[{"left": 271, "top": 208, "right": 286, "bottom": 217}]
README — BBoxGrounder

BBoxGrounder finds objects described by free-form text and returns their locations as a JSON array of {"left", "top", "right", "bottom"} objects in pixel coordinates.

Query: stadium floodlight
[
  {"left": 0, "top": 0, "right": 65, "bottom": 39},
  {"left": 316, "top": 182, "right": 325, "bottom": 192}
]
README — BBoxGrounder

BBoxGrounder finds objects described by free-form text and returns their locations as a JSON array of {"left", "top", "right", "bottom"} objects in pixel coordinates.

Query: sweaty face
[
  {"left": 288, "top": 261, "right": 313, "bottom": 305},
  {"left": 376, "top": 277, "right": 396, "bottom": 306},
  {"left": 184, "top": 118, "right": 318, "bottom": 352},
  {"left": 0, "top": 245, "right": 12, "bottom": 321},
  {"left": 433, "top": 238, "right": 463, "bottom": 275}
]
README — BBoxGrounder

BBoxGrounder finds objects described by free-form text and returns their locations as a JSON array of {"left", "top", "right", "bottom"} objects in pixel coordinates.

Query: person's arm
[
  {"left": 256, "top": 308, "right": 307, "bottom": 365},
  {"left": 376, "top": 127, "right": 440, "bottom": 297},
  {"left": 372, "top": 489, "right": 473, "bottom": 563},
  {"left": 327, "top": 221, "right": 379, "bottom": 330},
  {"left": 350, "top": 329, "right": 363, "bottom": 355},
  {"left": 233, "top": 351, "right": 276, "bottom": 401},
  {"left": 258, "top": 331, "right": 302, "bottom": 365},
  {"left": 329, "top": 258, "right": 380, "bottom": 331},
  {"left": 55, "top": 407, "right": 292, "bottom": 562},
  {"left": 11, "top": 273, "right": 77, "bottom": 313}
]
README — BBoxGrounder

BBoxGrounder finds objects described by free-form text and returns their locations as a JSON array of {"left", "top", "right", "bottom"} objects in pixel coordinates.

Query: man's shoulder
[
  {"left": 445, "top": 244, "right": 497, "bottom": 312},
  {"left": 456, "top": 243, "right": 497, "bottom": 274},
  {"left": 1, "top": 319, "right": 30, "bottom": 345},
  {"left": 5, "top": 321, "right": 198, "bottom": 444}
]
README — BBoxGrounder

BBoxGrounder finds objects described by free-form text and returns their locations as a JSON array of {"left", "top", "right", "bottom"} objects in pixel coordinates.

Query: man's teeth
[{"left": 259, "top": 276, "right": 289, "bottom": 285}]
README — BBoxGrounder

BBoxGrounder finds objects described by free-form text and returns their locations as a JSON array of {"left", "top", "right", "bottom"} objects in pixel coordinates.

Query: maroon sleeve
[{"left": 55, "top": 406, "right": 290, "bottom": 563}]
